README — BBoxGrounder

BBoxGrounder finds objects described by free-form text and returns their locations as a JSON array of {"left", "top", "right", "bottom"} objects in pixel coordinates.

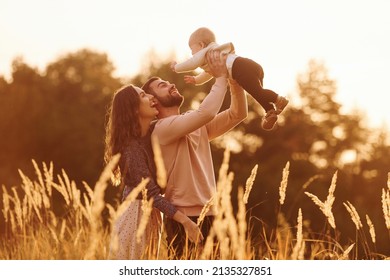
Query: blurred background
[{"left": 1, "top": 0, "right": 389, "bottom": 256}]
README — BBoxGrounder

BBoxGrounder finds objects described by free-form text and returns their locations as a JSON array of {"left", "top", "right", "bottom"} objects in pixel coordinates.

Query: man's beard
[{"left": 156, "top": 94, "right": 184, "bottom": 108}]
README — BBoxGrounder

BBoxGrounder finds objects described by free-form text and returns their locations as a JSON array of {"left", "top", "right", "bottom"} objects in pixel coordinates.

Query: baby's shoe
[
  {"left": 261, "top": 109, "right": 278, "bottom": 131},
  {"left": 274, "top": 96, "right": 289, "bottom": 114}
]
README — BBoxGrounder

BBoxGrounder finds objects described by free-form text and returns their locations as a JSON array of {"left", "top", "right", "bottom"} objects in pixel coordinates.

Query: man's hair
[
  {"left": 142, "top": 76, "right": 160, "bottom": 96},
  {"left": 190, "top": 27, "right": 216, "bottom": 46}
]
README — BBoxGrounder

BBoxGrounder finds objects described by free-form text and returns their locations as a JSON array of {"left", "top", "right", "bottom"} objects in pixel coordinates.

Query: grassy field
[{"left": 1, "top": 149, "right": 389, "bottom": 260}]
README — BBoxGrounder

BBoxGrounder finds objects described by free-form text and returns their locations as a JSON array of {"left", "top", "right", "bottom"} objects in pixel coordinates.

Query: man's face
[{"left": 150, "top": 79, "right": 184, "bottom": 108}]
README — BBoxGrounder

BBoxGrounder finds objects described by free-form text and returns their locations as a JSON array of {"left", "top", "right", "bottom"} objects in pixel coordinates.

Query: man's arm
[
  {"left": 154, "top": 77, "right": 227, "bottom": 145},
  {"left": 206, "top": 79, "right": 248, "bottom": 140}
]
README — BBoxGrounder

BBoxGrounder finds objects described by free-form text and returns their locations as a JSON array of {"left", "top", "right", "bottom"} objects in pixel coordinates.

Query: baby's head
[{"left": 188, "top": 27, "right": 216, "bottom": 55}]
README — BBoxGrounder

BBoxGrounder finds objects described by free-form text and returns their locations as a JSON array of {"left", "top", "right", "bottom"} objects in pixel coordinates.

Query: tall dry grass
[{"left": 1, "top": 149, "right": 390, "bottom": 260}]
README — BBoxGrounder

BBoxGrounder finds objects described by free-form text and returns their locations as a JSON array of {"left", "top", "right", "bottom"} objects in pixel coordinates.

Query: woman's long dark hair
[{"left": 104, "top": 85, "right": 141, "bottom": 185}]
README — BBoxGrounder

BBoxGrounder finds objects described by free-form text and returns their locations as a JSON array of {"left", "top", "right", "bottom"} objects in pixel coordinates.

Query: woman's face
[{"left": 134, "top": 86, "right": 158, "bottom": 120}]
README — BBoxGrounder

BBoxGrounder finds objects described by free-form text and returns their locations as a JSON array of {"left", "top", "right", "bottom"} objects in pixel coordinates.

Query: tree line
[{"left": 1, "top": 49, "right": 389, "bottom": 255}]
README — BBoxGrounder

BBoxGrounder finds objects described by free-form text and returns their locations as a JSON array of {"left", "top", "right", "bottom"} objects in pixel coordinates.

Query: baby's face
[{"left": 189, "top": 38, "right": 204, "bottom": 55}]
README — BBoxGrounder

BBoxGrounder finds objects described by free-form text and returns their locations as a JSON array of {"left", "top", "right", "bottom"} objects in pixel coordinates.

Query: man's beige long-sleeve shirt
[{"left": 152, "top": 77, "right": 247, "bottom": 216}]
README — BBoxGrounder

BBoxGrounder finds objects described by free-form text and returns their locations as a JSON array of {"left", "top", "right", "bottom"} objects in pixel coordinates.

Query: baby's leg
[{"left": 232, "top": 57, "right": 277, "bottom": 113}]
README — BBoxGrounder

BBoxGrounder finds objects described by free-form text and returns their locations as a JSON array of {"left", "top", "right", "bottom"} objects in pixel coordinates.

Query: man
[{"left": 142, "top": 50, "right": 248, "bottom": 258}]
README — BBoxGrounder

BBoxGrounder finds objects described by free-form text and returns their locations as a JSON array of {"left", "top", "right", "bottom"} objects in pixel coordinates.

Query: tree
[
  {"left": 0, "top": 50, "right": 122, "bottom": 187},
  {"left": 297, "top": 59, "right": 368, "bottom": 170},
  {"left": 0, "top": 58, "right": 47, "bottom": 185},
  {"left": 42, "top": 49, "right": 122, "bottom": 185}
]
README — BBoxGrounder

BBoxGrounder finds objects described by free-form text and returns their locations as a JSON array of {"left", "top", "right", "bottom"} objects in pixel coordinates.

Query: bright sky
[{"left": 1, "top": 0, "right": 390, "bottom": 130}]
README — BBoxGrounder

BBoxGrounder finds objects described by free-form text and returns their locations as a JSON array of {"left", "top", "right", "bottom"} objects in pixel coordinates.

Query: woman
[{"left": 104, "top": 84, "right": 203, "bottom": 259}]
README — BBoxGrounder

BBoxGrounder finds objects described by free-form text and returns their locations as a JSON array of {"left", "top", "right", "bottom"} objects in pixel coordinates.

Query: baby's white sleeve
[
  {"left": 195, "top": 71, "right": 213, "bottom": 85},
  {"left": 174, "top": 47, "right": 210, "bottom": 73}
]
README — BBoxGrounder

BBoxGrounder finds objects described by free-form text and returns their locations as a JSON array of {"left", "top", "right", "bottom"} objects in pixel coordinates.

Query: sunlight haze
[{"left": 1, "top": 0, "right": 389, "bottom": 129}]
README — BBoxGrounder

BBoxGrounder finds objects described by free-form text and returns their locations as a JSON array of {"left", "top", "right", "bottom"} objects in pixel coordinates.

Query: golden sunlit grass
[{"left": 1, "top": 149, "right": 390, "bottom": 260}]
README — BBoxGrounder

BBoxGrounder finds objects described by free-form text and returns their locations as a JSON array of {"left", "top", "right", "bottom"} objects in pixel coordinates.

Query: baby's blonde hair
[{"left": 189, "top": 27, "right": 216, "bottom": 47}]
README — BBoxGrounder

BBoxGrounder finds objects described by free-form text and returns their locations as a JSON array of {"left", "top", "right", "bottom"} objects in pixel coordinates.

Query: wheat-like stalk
[
  {"left": 213, "top": 170, "right": 236, "bottom": 259},
  {"left": 291, "top": 208, "right": 305, "bottom": 260},
  {"left": 388, "top": 172, "right": 390, "bottom": 191},
  {"left": 343, "top": 201, "right": 362, "bottom": 230},
  {"left": 22, "top": 196, "right": 28, "bottom": 227},
  {"left": 200, "top": 146, "right": 252, "bottom": 259},
  {"left": 305, "top": 171, "right": 337, "bottom": 229},
  {"left": 80, "top": 185, "right": 93, "bottom": 223},
  {"left": 302, "top": 174, "right": 321, "bottom": 190},
  {"left": 42, "top": 161, "right": 54, "bottom": 196},
  {"left": 84, "top": 154, "right": 120, "bottom": 259},
  {"left": 382, "top": 187, "right": 390, "bottom": 230},
  {"left": 276, "top": 212, "right": 292, "bottom": 259},
  {"left": 2, "top": 185, "right": 10, "bottom": 222},
  {"left": 200, "top": 227, "right": 216, "bottom": 259},
  {"left": 39, "top": 180, "right": 51, "bottom": 210},
  {"left": 365, "top": 214, "right": 376, "bottom": 244},
  {"left": 111, "top": 178, "right": 148, "bottom": 224},
  {"left": 59, "top": 219, "right": 67, "bottom": 241},
  {"left": 70, "top": 183, "right": 81, "bottom": 211},
  {"left": 107, "top": 178, "right": 149, "bottom": 258},
  {"left": 83, "top": 182, "right": 94, "bottom": 203},
  {"left": 213, "top": 219, "right": 229, "bottom": 259},
  {"left": 197, "top": 196, "right": 214, "bottom": 226},
  {"left": 326, "top": 171, "right": 337, "bottom": 210},
  {"left": 141, "top": 186, "right": 148, "bottom": 210},
  {"left": 52, "top": 179, "right": 70, "bottom": 206},
  {"left": 11, "top": 187, "right": 23, "bottom": 231},
  {"left": 223, "top": 172, "right": 239, "bottom": 256},
  {"left": 279, "top": 161, "right": 290, "bottom": 205},
  {"left": 237, "top": 187, "right": 247, "bottom": 259},
  {"left": 3, "top": 148, "right": 390, "bottom": 260},
  {"left": 217, "top": 147, "right": 231, "bottom": 191},
  {"left": 60, "top": 169, "right": 73, "bottom": 205},
  {"left": 32, "top": 160, "right": 44, "bottom": 190},
  {"left": 151, "top": 134, "right": 167, "bottom": 189},
  {"left": 9, "top": 209, "right": 16, "bottom": 233},
  {"left": 208, "top": 147, "right": 230, "bottom": 257},
  {"left": 136, "top": 198, "right": 154, "bottom": 244},
  {"left": 243, "top": 164, "right": 258, "bottom": 204},
  {"left": 18, "top": 170, "right": 43, "bottom": 224},
  {"left": 340, "top": 243, "right": 355, "bottom": 260},
  {"left": 135, "top": 186, "right": 155, "bottom": 245}
]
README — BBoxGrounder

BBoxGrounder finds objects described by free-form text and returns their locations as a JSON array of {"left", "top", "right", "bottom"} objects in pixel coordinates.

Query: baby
[{"left": 171, "top": 27, "right": 288, "bottom": 131}]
